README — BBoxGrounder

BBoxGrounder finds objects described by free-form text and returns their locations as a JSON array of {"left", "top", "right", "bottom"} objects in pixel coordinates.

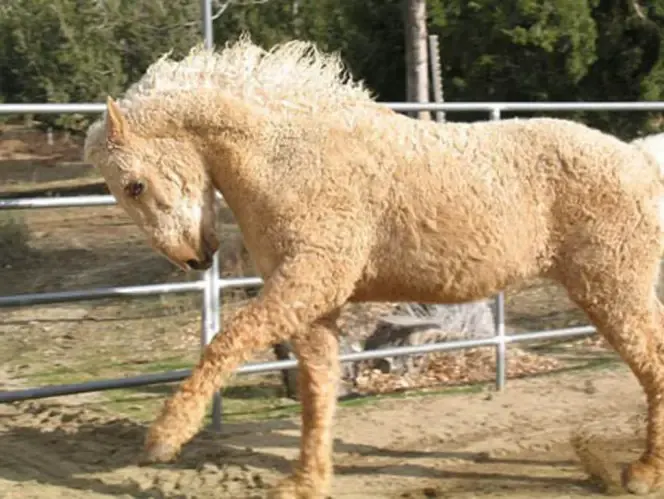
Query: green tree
[
  {"left": 111, "top": 0, "right": 201, "bottom": 86},
  {"left": 2, "top": 0, "right": 664, "bottom": 138},
  {"left": 0, "top": 0, "right": 126, "bottom": 130},
  {"left": 425, "top": 0, "right": 599, "bottom": 122},
  {"left": 0, "top": 0, "right": 202, "bottom": 131},
  {"left": 577, "top": 0, "right": 664, "bottom": 138},
  {"left": 209, "top": 0, "right": 407, "bottom": 102}
]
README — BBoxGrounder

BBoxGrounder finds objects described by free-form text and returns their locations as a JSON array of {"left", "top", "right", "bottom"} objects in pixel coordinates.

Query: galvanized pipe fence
[{"left": 3, "top": 100, "right": 664, "bottom": 431}]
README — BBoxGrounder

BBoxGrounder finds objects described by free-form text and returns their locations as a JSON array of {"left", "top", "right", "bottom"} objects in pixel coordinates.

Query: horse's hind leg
[
  {"left": 270, "top": 311, "right": 340, "bottom": 499},
  {"left": 557, "top": 242, "right": 664, "bottom": 494}
]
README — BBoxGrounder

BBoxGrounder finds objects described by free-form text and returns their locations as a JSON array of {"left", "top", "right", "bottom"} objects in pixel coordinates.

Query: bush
[{"left": 0, "top": 212, "right": 31, "bottom": 263}]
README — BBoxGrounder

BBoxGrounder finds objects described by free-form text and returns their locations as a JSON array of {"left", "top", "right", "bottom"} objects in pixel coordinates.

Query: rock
[
  {"left": 361, "top": 301, "right": 496, "bottom": 375},
  {"left": 273, "top": 300, "right": 496, "bottom": 397},
  {"left": 272, "top": 336, "right": 362, "bottom": 400}
]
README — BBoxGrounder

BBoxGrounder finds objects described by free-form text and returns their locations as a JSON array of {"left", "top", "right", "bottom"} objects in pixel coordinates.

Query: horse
[{"left": 84, "top": 36, "right": 664, "bottom": 497}]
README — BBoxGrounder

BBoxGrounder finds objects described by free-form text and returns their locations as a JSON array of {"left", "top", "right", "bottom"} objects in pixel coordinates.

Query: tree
[
  {"left": 425, "top": 0, "right": 600, "bottom": 123},
  {"left": 110, "top": 0, "right": 201, "bottom": 89},
  {"left": 0, "top": 0, "right": 126, "bottom": 130},
  {"left": 404, "top": 0, "right": 429, "bottom": 119},
  {"left": 0, "top": 0, "right": 202, "bottom": 130},
  {"left": 2, "top": 0, "right": 664, "bottom": 138},
  {"left": 577, "top": 0, "right": 664, "bottom": 138}
]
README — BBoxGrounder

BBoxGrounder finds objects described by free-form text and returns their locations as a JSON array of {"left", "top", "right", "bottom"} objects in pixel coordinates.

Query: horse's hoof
[
  {"left": 267, "top": 475, "right": 327, "bottom": 499},
  {"left": 622, "top": 461, "right": 660, "bottom": 495},
  {"left": 139, "top": 440, "right": 179, "bottom": 465}
]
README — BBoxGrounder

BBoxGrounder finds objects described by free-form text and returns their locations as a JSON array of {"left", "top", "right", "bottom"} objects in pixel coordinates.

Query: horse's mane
[
  {"left": 84, "top": 35, "right": 388, "bottom": 159},
  {"left": 118, "top": 33, "right": 376, "bottom": 114}
]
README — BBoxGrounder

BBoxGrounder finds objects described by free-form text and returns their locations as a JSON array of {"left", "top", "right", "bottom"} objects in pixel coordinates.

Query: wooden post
[
  {"left": 404, "top": 0, "right": 430, "bottom": 120},
  {"left": 428, "top": 34, "right": 444, "bottom": 123}
]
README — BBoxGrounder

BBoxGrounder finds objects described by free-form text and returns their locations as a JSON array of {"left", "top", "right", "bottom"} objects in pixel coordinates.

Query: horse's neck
[
  {"left": 205, "top": 126, "right": 281, "bottom": 233},
  {"left": 151, "top": 90, "right": 276, "bottom": 217}
]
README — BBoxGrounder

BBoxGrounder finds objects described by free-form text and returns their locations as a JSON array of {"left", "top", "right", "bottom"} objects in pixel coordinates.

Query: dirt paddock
[
  {"left": 0, "top": 126, "right": 657, "bottom": 498},
  {"left": 0, "top": 366, "right": 651, "bottom": 498}
]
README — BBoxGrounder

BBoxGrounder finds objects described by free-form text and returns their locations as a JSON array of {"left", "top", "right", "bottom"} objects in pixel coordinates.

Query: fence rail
[
  {"left": 0, "top": 325, "right": 596, "bottom": 403},
  {"left": 1, "top": 99, "right": 663, "bottom": 431},
  {"left": 0, "top": 195, "right": 115, "bottom": 209},
  {"left": 5, "top": 100, "right": 664, "bottom": 115}
]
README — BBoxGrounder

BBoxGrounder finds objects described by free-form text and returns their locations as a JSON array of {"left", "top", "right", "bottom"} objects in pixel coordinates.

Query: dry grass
[{"left": 0, "top": 211, "right": 31, "bottom": 261}]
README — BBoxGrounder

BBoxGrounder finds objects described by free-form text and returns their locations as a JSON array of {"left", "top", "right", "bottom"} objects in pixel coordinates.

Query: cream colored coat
[{"left": 84, "top": 37, "right": 664, "bottom": 498}]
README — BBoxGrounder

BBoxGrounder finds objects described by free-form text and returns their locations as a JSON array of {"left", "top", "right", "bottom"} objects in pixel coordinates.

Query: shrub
[{"left": 0, "top": 211, "right": 31, "bottom": 263}]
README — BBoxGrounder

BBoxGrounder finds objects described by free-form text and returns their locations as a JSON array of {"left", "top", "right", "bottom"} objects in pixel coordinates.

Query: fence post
[
  {"left": 427, "top": 35, "right": 444, "bottom": 123},
  {"left": 201, "top": 251, "right": 222, "bottom": 431},
  {"left": 201, "top": 0, "right": 213, "bottom": 50},
  {"left": 490, "top": 107, "right": 507, "bottom": 391},
  {"left": 197, "top": 0, "right": 222, "bottom": 431}
]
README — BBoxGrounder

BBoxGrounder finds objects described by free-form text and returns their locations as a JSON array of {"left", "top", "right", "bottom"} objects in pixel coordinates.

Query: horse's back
[{"left": 351, "top": 117, "right": 661, "bottom": 304}]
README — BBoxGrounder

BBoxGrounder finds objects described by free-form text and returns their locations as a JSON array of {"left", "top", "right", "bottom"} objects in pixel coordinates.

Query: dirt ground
[
  {"left": 0, "top": 366, "right": 652, "bottom": 498},
  {"left": 0, "top": 126, "right": 657, "bottom": 498}
]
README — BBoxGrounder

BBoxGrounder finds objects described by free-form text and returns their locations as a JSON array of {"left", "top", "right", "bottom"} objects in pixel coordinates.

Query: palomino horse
[{"left": 84, "top": 36, "right": 664, "bottom": 497}]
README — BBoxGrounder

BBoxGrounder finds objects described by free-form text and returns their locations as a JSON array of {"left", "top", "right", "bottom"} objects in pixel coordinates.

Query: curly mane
[{"left": 117, "top": 34, "right": 376, "bottom": 115}]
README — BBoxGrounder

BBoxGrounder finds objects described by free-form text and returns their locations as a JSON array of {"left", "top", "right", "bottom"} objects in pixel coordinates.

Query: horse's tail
[
  {"left": 631, "top": 133, "right": 664, "bottom": 183},
  {"left": 632, "top": 133, "right": 664, "bottom": 224},
  {"left": 631, "top": 133, "right": 664, "bottom": 267}
]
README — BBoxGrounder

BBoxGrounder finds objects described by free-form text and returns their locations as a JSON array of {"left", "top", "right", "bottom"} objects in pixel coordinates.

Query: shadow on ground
[{"left": 0, "top": 400, "right": 607, "bottom": 498}]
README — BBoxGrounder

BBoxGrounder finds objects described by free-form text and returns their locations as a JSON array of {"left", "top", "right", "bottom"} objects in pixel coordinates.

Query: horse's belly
[
  {"left": 351, "top": 225, "right": 545, "bottom": 304},
  {"left": 351, "top": 248, "right": 530, "bottom": 304}
]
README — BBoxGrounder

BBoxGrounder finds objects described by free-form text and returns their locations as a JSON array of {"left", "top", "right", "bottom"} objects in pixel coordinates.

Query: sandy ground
[{"left": 0, "top": 365, "right": 653, "bottom": 499}]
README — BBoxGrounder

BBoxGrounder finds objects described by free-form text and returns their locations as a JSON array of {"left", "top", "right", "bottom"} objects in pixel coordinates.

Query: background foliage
[{"left": 1, "top": 0, "right": 663, "bottom": 138}]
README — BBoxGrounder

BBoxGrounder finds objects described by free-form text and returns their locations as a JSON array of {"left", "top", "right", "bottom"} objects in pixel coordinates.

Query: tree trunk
[{"left": 404, "top": 0, "right": 430, "bottom": 120}]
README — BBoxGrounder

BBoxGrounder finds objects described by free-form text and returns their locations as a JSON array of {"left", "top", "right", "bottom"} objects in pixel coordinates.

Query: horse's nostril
[{"left": 186, "top": 257, "right": 213, "bottom": 271}]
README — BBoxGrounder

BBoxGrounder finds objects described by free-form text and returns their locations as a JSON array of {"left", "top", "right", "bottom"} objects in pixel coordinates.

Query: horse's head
[{"left": 84, "top": 97, "right": 220, "bottom": 271}]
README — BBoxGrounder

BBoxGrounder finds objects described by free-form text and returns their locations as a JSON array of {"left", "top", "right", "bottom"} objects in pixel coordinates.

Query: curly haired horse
[{"left": 84, "top": 37, "right": 664, "bottom": 497}]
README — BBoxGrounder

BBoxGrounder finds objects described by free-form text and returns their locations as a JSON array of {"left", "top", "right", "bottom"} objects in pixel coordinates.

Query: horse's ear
[{"left": 106, "top": 96, "right": 127, "bottom": 146}]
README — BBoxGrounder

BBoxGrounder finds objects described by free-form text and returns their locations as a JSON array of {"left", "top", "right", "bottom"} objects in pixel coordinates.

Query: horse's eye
[{"left": 125, "top": 181, "right": 145, "bottom": 198}]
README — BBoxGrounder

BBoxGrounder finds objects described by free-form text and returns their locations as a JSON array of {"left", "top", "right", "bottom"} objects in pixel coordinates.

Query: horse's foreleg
[{"left": 140, "top": 250, "right": 362, "bottom": 473}]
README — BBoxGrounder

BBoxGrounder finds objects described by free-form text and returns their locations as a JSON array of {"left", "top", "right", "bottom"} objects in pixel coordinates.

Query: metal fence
[{"left": 2, "top": 100, "right": 664, "bottom": 431}]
